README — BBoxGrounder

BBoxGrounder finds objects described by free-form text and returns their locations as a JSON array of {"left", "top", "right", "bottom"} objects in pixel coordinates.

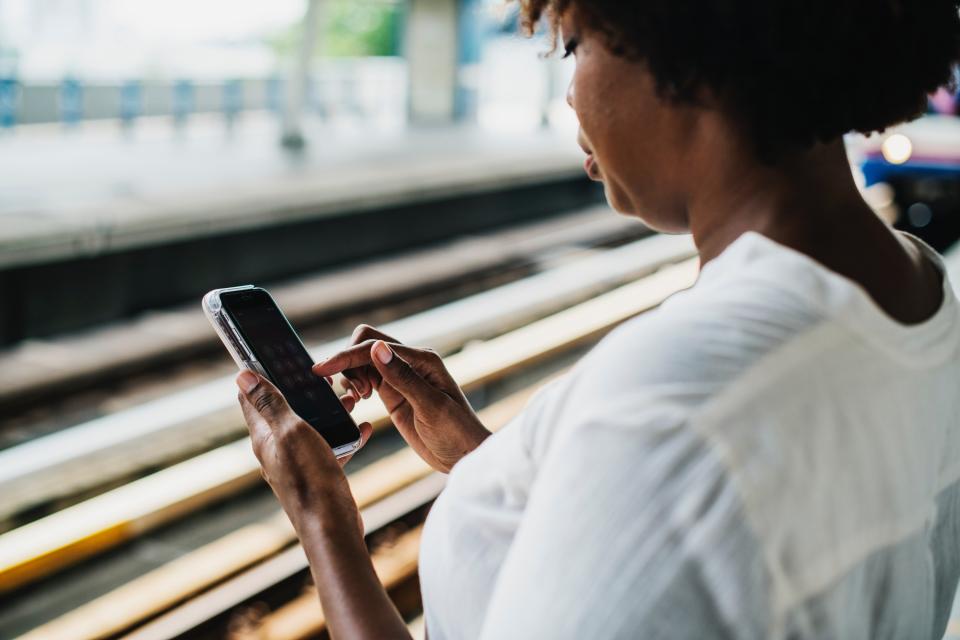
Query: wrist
[
  {"left": 296, "top": 506, "right": 365, "bottom": 554},
  {"left": 438, "top": 419, "right": 491, "bottom": 473},
  {"left": 461, "top": 410, "right": 491, "bottom": 445},
  {"left": 289, "top": 490, "right": 363, "bottom": 540},
  {"left": 465, "top": 420, "right": 492, "bottom": 451}
]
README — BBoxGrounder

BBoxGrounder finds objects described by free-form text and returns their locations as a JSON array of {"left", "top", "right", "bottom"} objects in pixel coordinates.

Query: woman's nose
[{"left": 566, "top": 80, "right": 575, "bottom": 109}]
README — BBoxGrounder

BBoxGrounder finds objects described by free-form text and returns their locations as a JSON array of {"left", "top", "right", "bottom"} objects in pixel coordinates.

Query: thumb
[
  {"left": 370, "top": 340, "right": 442, "bottom": 412},
  {"left": 236, "top": 369, "right": 295, "bottom": 428}
]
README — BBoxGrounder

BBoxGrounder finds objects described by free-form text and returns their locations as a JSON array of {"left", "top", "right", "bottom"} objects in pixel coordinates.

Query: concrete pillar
[
  {"left": 281, "top": 0, "right": 322, "bottom": 149},
  {"left": 455, "top": 0, "right": 482, "bottom": 120},
  {"left": 405, "top": 0, "right": 459, "bottom": 124}
]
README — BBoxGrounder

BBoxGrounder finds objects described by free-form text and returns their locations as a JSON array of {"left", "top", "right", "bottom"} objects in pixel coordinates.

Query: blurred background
[
  {"left": 0, "top": 2, "right": 958, "bottom": 639},
  {"left": 0, "top": 0, "right": 589, "bottom": 345}
]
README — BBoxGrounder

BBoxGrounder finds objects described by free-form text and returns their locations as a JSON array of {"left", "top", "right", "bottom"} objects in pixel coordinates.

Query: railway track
[
  {"left": 0, "top": 230, "right": 695, "bottom": 525},
  {"left": 0, "top": 205, "right": 652, "bottom": 458},
  {"left": 0, "top": 224, "right": 700, "bottom": 639},
  {"left": 4, "top": 223, "right": 955, "bottom": 640},
  {"left": 0, "top": 205, "right": 639, "bottom": 418}
]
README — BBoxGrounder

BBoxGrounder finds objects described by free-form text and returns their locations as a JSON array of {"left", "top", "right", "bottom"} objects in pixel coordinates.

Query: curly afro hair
[{"left": 517, "top": 0, "right": 960, "bottom": 160}]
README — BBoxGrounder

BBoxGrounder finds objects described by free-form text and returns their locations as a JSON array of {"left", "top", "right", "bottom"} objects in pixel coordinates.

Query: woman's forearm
[
  {"left": 298, "top": 512, "right": 412, "bottom": 640},
  {"left": 233, "top": 367, "right": 413, "bottom": 637}
]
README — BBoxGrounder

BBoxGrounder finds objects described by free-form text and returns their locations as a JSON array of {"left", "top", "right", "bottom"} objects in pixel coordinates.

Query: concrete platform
[
  {"left": 0, "top": 115, "right": 586, "bottom": 269},
  {"left": 0, "top": 206, "right": 641, "bottom": 413},
  {"left": 0, "top": 116, "right": 601, "bottom": 343}
]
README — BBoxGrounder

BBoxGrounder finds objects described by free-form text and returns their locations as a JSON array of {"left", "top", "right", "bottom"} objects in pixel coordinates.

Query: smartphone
[{"left": 202, "top": 285, "right": 362, "bottom": 458}]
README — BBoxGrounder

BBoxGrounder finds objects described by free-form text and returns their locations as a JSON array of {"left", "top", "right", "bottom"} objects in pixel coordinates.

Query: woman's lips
[{"left": 583, "top": 154, "right": 601, "bottom": 181}]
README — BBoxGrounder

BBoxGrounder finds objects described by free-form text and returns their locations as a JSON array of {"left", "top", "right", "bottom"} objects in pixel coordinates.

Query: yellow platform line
[
  {"left": 17, "top": 376, "right": 553, "bottom": 640},
  {"left": 0, "top": 258, "right": 698, "bottom": 595}
]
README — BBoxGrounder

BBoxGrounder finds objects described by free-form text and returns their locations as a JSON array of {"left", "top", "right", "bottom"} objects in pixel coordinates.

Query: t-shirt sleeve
[{"left": 476, "top": 403, "right": 773, "bottom": 640}]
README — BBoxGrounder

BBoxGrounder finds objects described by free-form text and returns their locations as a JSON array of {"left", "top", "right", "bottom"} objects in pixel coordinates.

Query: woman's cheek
[{"left": 574, "top": 71, "right": 615, "bottom": 154}]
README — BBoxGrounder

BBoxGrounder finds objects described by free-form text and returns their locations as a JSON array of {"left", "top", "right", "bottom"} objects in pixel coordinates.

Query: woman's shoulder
[
  {"left": 579, "top": 248, "right": 831, "bottom": 396},
  {"left": 524, "top": 228, "right": 960, "bottom": 460},
  {"left": 513, "top": 253, "right": 831, "bottom": 457},
  {"left": 573, "top": 227, "right": 960, "bottom": 400}
]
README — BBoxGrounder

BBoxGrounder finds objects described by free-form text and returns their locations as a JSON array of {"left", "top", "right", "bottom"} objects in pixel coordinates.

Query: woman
[{"left": 236, "top": 1, "right": 960, "bottom": 637}]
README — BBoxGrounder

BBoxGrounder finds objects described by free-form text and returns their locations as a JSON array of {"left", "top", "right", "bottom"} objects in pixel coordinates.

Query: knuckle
[
  {"left": 352, "top": 323, "right": 374, "bottom": 340},
  {"left": 342, "top": 378, "right": 361, "bottom": 396},
  {"left": 253, "top": 390, "right": 278, "bottom": 414},
  {"left": 412, "top": 345, "right": 439, "bottom": 362},
  {"left": 396, "top": 362, "right": 418, "bottom": 385}
]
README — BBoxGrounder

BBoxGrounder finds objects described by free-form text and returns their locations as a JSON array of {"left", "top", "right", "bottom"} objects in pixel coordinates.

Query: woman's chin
[
  {"left": 603, "top": 187, "right": 689, "bottom": 234},
  {"left": 602, "top": 183, "right": 638, "bottom": 218}
]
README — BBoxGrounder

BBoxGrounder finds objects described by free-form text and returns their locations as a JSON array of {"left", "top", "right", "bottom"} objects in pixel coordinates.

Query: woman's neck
[
  {"left": 685, "top": 138, "right": 943, "bottom": 325},
  {"left": 687, "top": 139, "right": 876, "bottom": 266}
]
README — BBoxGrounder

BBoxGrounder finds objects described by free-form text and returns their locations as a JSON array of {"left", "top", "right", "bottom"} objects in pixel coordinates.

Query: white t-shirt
[{"left": 418, "top": 230, "right": 960, "bottom": 639}]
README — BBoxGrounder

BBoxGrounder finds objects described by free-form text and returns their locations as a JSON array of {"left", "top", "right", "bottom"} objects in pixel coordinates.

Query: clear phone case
[
  {"left": 202, "top": 285, "right": 259, "bottom": 372},
  {"left": 202, "top": 285, "right": 362, "bottom": 458}
]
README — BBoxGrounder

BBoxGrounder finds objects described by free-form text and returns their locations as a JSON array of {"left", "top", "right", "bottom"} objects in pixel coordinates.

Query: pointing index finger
[{"left": 312, "top": 340, "right": 376, "bottom": 375}]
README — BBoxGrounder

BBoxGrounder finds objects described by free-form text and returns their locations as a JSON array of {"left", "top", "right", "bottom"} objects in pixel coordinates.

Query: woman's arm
[
  {"left": 297, "top": 513, "right": 411, "bottom": 639},
  {"left": 236, "top": 369, "right": 412, "bottom": 640},
  {"left": 236, "top": 330, "right": 491, "bottom": 637}
]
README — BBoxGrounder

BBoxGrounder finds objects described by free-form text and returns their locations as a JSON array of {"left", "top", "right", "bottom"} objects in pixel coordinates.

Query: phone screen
[{"left": 220, "top": 288, "right": 361, "bottom": 450}]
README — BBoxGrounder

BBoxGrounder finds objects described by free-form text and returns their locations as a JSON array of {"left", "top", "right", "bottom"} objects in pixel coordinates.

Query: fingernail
[
  {"left": 236, "top": 370, "right": 259, "bottom": 393},
  {"left": 373, "top": 341, "right": 393, "bottom": 364}
]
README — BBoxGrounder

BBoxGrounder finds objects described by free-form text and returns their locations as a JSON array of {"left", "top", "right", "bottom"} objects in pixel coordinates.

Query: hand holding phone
[
  {"left": 203, "top": 285, "right": 363, "bottom": 458},
  {"left": 234, "top": 362, "right": 371, "bottom": 541}
]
